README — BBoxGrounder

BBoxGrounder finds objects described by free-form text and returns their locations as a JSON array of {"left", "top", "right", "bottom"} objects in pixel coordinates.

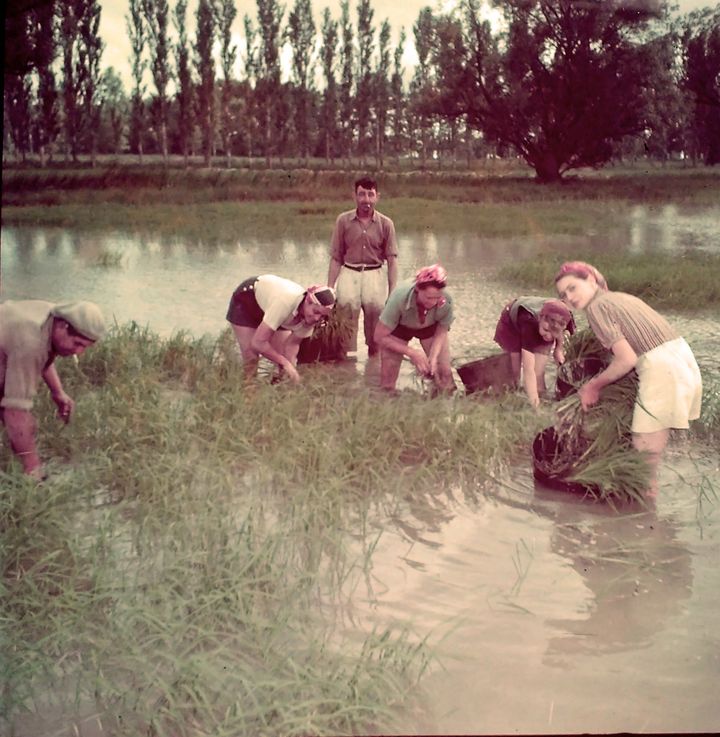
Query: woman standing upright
[{"left": 554, "top": 261, "right": 702, "bottom": 497}]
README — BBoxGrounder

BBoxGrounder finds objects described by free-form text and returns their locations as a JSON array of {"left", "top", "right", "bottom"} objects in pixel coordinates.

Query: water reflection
[
  {"left": 629, "top": 204, "right": 720, "bottom": 254},
  {"left": 3, "top": 206, "right": 718, "bottom": 342},
  {"left": 533, "top": 491, "right": 693, "bottom": 662},
  {"left": 3, "top": 221, "right": 717, "bottom": 398},
  {"left": 356, "top": 464, "right": 716, "bottom": 735},
  {"left": 0, "top": 225, "right": 542, "bottom": 345}
]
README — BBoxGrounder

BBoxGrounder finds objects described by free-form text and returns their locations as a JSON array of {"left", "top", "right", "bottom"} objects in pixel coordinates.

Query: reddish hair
[{"left": 554, "top": 261, "right": 608, "bottom": 291}]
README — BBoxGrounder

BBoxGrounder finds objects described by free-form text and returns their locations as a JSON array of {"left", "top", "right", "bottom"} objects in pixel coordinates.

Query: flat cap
[{"left": 51, "top": 301, "right": 106, "bottom": 341}]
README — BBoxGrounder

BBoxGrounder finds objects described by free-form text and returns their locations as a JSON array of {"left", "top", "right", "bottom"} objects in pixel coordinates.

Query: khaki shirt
[
  {"left": 330, "top": 209, "right": 398, "bottom": 267},
  {"left": 586, "top": 291, "right": 678, "bottom": 356},
  {"left": 0, "top": 300, "right": 55, "bottom": 411}
]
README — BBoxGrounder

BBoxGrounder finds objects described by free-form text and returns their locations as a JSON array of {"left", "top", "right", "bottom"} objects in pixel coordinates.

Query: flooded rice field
[
  {"left": 344, "top": 449, "right": 719, "bottom": 733},
  {"left": 2, "top": 205, "right": 719, "bottom": 735}
]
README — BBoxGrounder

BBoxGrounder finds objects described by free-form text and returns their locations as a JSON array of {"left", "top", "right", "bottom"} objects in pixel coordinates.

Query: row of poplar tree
[{"left": 4, "top": 0, "right": 720, "bottom": 181}]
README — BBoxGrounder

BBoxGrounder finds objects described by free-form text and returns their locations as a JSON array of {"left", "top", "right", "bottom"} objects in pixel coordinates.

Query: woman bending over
[
  {"left": 555, "top": 261, "right": 702, "bottom": 497},
  {"left": 493, "top": 296, "right": 574, "bottom": 407},
  {"left": 374, "top": 264, "right": 455, "bottom": 394}
]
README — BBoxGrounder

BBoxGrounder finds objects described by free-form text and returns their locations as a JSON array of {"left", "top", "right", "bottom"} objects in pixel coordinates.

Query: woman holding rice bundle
[
  {"left": 554, "top": 261, "right": 702, "bottom": 497},
  {"left": 493, "top": 296, "right": 575, "bottom": 408}
]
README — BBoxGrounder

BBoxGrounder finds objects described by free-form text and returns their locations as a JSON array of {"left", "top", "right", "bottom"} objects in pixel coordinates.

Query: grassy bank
[
  {"left": 1, "top": 324, "right": 544, "bottom": 736},
  {"left": 498, "top": 249, "right": 720, "bottom": 310},
  {"left": 3, "top": 164, "right": 719, "bottom": 239}
]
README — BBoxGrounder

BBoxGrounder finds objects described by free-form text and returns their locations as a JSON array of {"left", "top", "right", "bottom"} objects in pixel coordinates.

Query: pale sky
[{"left": 99, "top": 0, "right": 713, "bottom": 90}]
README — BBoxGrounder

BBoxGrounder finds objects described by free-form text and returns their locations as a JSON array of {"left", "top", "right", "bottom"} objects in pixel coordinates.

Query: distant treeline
[{"left": 4, "top": 0, "right": 720, "bottom": 181}]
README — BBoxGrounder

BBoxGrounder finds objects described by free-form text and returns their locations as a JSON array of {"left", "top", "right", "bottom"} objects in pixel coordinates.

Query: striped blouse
[{"left": 585, "top": 291, "right": 678, "bottom": 356}]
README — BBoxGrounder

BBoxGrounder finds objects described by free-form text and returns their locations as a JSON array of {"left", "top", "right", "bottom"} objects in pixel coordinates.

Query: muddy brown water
[
  {"left": 3, "top": 208, "right": 719, "bottom": 735},
  {"left": 344, "top": 450, "right": 719, "bottom": 734}
]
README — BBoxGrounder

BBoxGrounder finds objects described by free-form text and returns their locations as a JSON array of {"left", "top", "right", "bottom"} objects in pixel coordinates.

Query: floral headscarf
[
  {"left": 415, "top": 264, "right": 448, "bottom": 287},
  {"left": 539, "top": 298, "right": 575, "bottom": 334}
]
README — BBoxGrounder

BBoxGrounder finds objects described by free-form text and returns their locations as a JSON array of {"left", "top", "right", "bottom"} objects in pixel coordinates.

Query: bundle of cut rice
[{"left": 536, "top": 329, "right": 651, "bottom": 504}]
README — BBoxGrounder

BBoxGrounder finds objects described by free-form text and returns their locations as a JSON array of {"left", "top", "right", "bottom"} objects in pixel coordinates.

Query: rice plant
[
  {"left": 536, "top": 330, "right": 651, "bottom": 504},
  {"left": 93, "top": 248, "right": 124, "bottom": 268},
  {"left": 2, "top": 322, "right": 546, "bottom": 736}
]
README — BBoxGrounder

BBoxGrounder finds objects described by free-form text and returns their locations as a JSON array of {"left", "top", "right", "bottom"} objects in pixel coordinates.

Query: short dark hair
[{"left": 354, "top": 177, "right": 377, "bottom": 192}]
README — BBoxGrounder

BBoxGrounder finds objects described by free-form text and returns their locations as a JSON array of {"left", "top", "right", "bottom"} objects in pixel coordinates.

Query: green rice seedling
[
  {"left": 298, "top": 305, "right": 356, "bottom": 363},
  {"left": 541, "top": 330, "right": 651, "bottom": 503},
  {"left": 0, "top": 321, "right": 595, "bottom": 736},
  {"left": 690, "top": 370, "right": 720, "bottom": 444},
  {"left": 4, "top": 459, "right": 433, "bottom": 736},
  {"left": 92, "top": 248, "right": 124, "bottom": 268},
  {"left": 3, "top": 324, "right": 464, "bottom": 735}
]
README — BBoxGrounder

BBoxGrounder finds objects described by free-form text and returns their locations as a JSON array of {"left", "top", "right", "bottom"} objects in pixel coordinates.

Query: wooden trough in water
[{"left": 456, "top": 353, "right": 515, "bottom": 396}]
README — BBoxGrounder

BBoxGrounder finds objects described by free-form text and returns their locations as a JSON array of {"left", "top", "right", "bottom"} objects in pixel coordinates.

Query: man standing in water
[
  {"left": 327, "top": 177, "right": 399, "bottom": 358},
  {"left": 0, "top": 300, "right": 105, "bottom": 480}
]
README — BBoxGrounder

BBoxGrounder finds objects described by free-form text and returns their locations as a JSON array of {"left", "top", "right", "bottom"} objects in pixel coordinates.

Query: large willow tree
[{"left": 460, "top": 0, "right": 669, "bottom": 181}]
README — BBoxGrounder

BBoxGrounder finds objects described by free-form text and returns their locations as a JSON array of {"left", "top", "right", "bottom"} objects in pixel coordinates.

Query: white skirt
[{"left": 633, "top": 337, "right": 702, "bottom": 433}]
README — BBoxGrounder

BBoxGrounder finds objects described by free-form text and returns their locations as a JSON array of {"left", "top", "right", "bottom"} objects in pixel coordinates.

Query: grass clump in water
[{"left": 2, "top": 322, "right": 542, "bottom": 736}]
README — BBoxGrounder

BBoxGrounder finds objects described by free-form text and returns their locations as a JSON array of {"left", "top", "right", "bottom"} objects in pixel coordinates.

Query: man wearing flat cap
[{"left": 1, "top": 299, "right": 106, "bottom": 479}]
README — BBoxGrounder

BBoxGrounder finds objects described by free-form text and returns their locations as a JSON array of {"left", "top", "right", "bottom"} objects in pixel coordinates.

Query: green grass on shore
[
  {"left": 498, "top": 249, "right": 720, "bottom": 310},
  {"left": 3, "top": 163, "right": 719, "bottom": 238}
]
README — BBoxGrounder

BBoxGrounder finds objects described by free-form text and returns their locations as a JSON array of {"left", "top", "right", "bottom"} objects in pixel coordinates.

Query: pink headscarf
[
  {"left": 540, "top": 298, "right": 575, "bottom": 334},
  {"left": 539, "top": 298, "right": 572, "bottom": 323},
  {"left": 415, "top": 264, "right": 448, "bottom": 287},
  {"left": 554, "top": 261, "right": 608, "bottom": 291}
]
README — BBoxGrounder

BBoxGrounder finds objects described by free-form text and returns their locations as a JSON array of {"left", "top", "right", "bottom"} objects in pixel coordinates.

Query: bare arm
[
  {"left": 250, "top": 323, "right": 301, "bottom": 383},
  {"left": 284, "top": 334, "right": 303, "bottom": 367},
  {"left": 42, "top": 362, "right": 74, "bottom": 423},
  {"left": 427, "top": 325, "right": 449, "bottom": 375},
  {"left": 579, "top": 338, "right": 637, "bottom": 410},
  {"left": 3, "top": 408, "right": 43, "bottom": 477},
  {"left": 520, "top": 349, "right": 540, "bottom": 408},
  {"left": 374, "top": 321, "right": 431, "bottom": 376},
  {"left": 327, "top": 258, "right": 343, "bottom": 290},
  {"left": 386, "top": 255, "right": 398, "bottom": 294}
]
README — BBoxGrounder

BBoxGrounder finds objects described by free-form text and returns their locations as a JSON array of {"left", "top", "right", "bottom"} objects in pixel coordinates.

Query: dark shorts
[
  {"left": 391, "top": 323, "right": 438, "bottom": 342},
  {"left": 493, "top": 307, "right": 551, "bottom": 355},
  {"left": 226, "top": 277, "right": 265, "bottom": 327},
  {"left": 493, "top": 307, "right": 521, "bottom": 353}
]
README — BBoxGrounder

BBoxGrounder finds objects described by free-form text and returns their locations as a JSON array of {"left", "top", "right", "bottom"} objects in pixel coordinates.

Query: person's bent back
[{"left": 1, "top": 300, "right": 105, "bottom": 479}]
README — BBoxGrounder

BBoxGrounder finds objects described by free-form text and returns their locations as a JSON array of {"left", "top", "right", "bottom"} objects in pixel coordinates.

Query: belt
[{"left": 344, "top": 263, "right": 382, "bottom": 272}]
